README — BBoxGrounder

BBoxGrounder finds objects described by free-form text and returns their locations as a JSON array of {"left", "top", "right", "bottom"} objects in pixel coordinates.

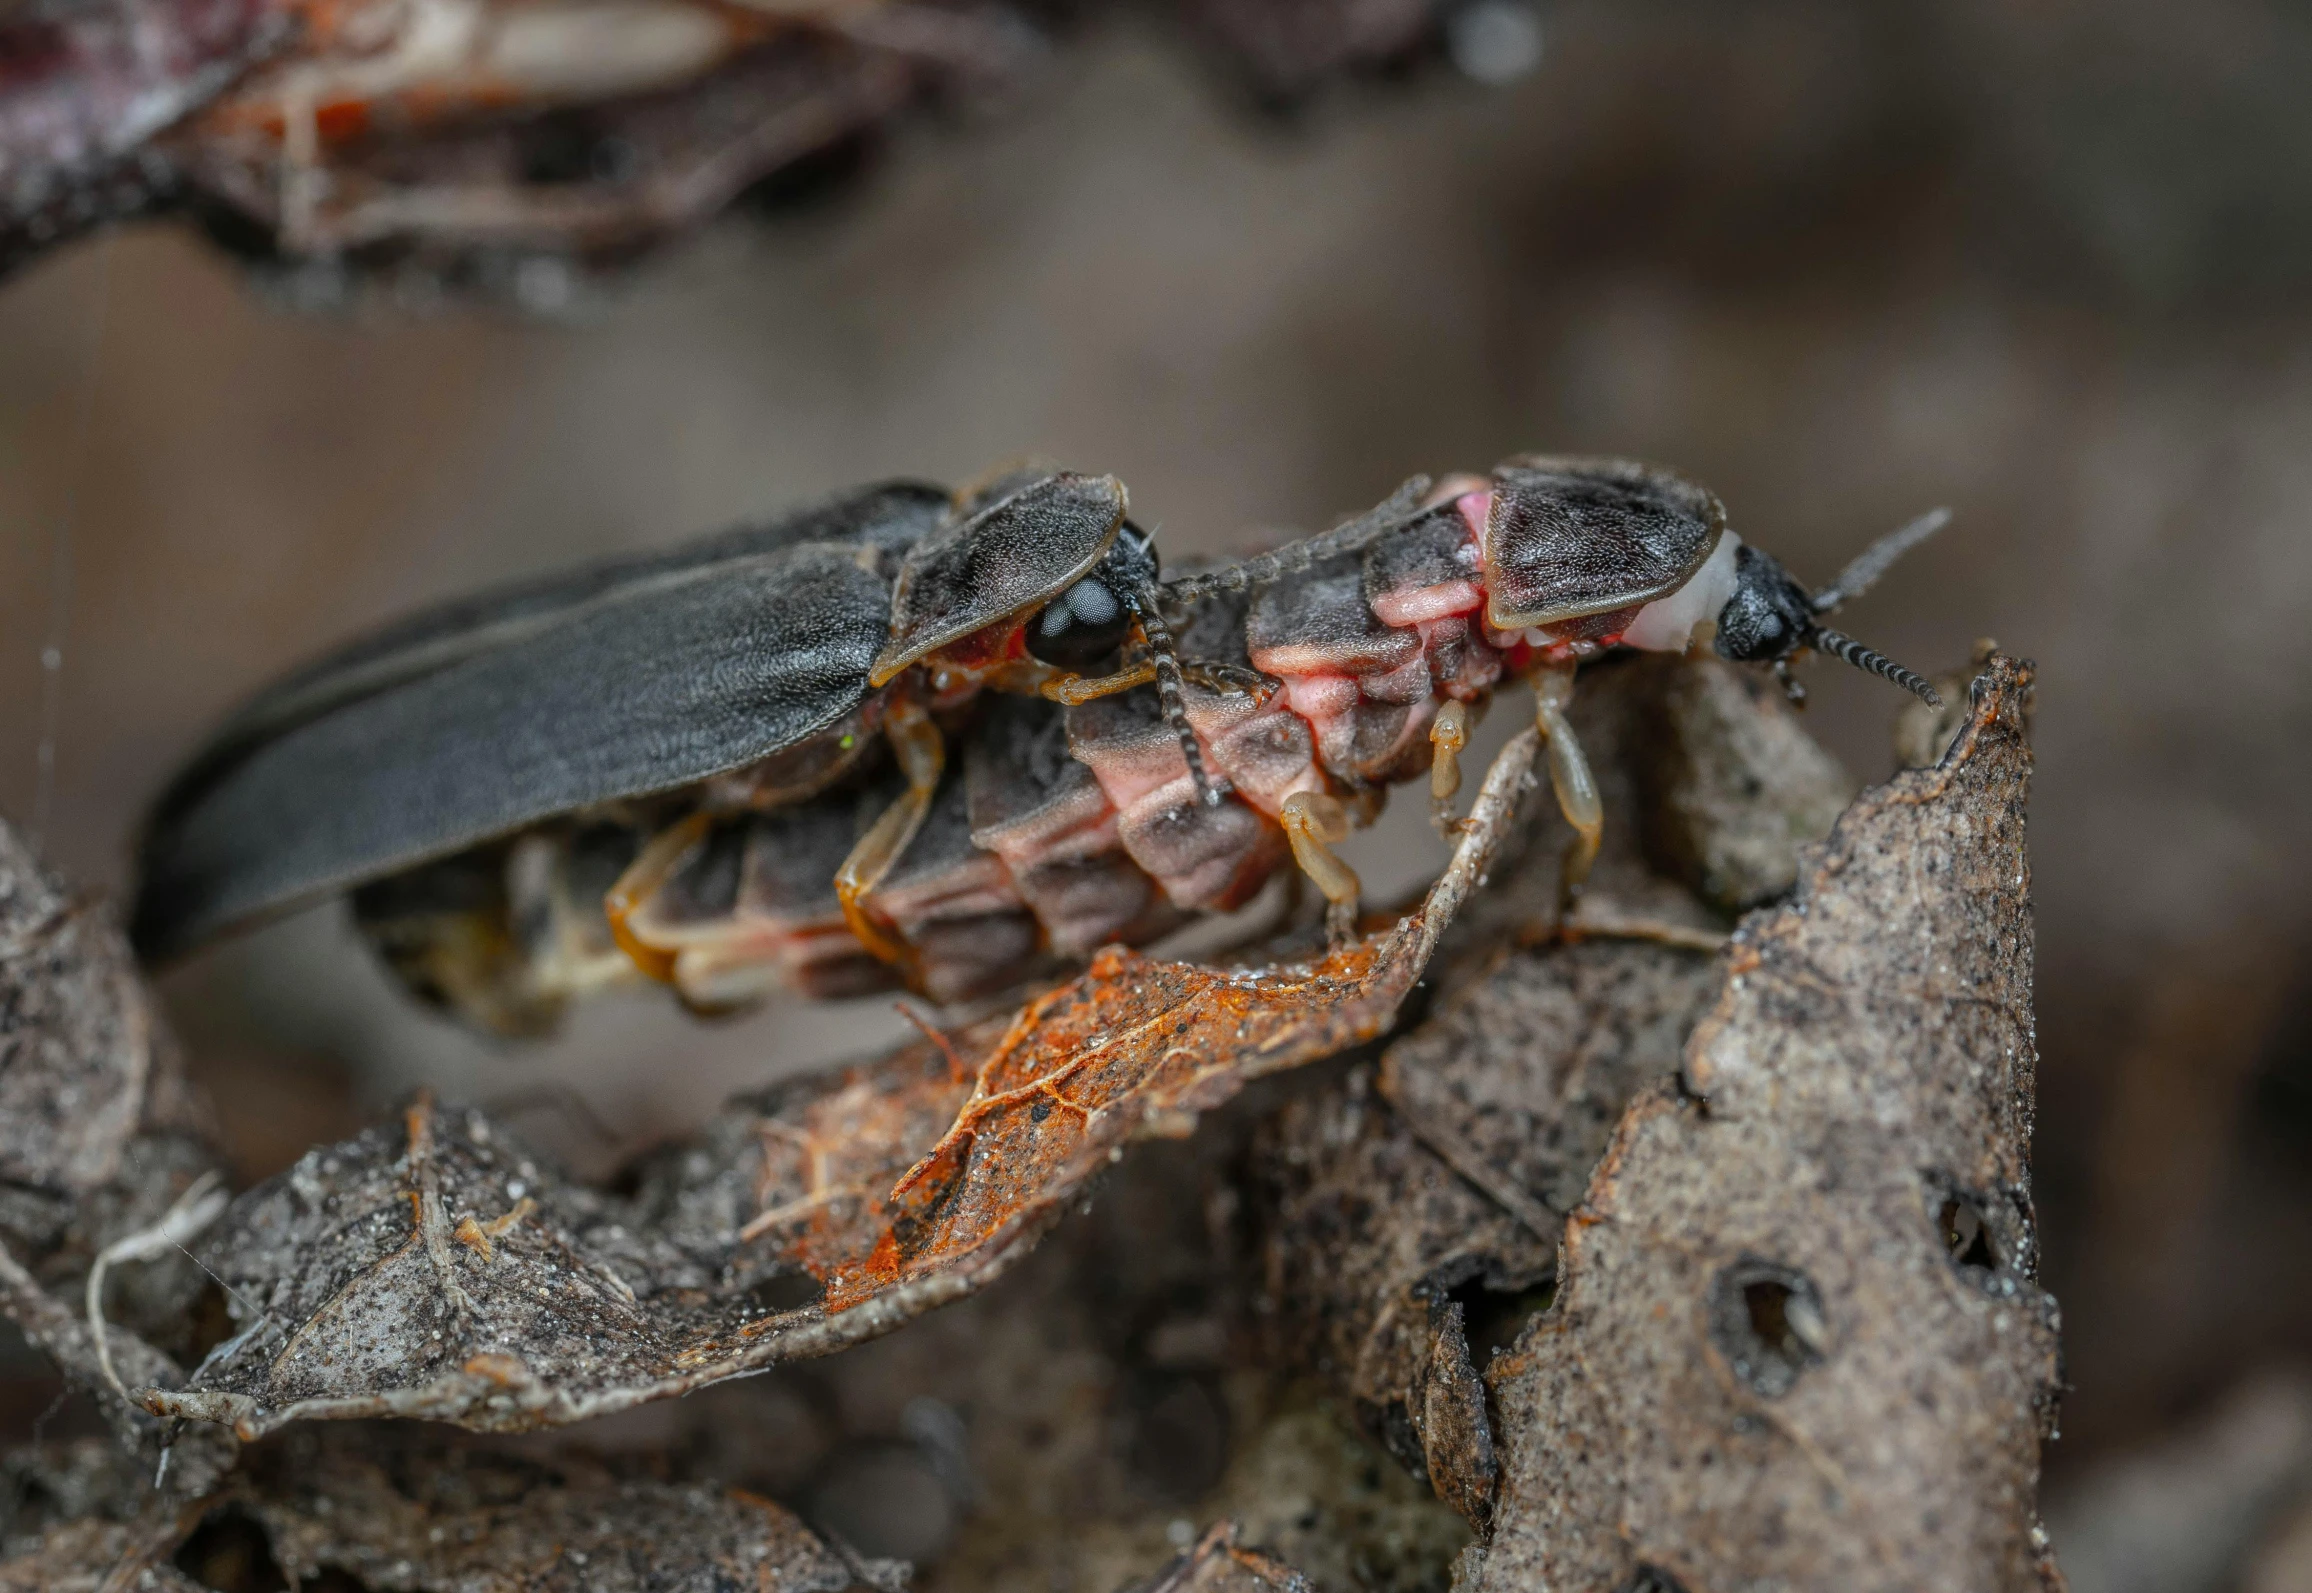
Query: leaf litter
[
  {"left": 0, "top": 652, "right": 2065, "bottom": 1592},
  {"left": 138, "top": 724, "right": 1545, "bottom": 1441}
]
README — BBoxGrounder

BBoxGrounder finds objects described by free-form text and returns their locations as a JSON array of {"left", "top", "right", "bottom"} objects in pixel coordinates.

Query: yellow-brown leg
[
  {"left": 1428, "top": 698, "right": 1471, "bottom": 837},
  {"left": 1041, "top": 658, "right": 1272, "bottom": 707},
  {"left": 1534, "top": 664, "right": 1603, "bottom": 910},
  {"left": 1280, "top": 790, "right": 1362, "bottom": 943},
  {"left": 834, "top": 699, "right": 945, "bottom": 967},
  {"left": 1043, "top": 659, "right": 1156, "bottom": 705},
  {"left": 604, "top": 811, "right": 714, "bottom": 984}
]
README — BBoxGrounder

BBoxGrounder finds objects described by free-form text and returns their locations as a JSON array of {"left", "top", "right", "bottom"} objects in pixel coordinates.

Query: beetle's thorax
[{"left": 1354, "top": 483, "right": 1746, "bottom": 668}]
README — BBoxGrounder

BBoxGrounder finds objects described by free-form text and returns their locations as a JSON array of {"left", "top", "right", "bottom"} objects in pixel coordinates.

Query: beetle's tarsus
[
  {"left": 1774, "top": 659, "right": 1808, "bottom": 707},
  {"left": 1428, "top": 699, "right": 1470, "bottom": 838},
  {"left": 1047, "top": 658, "right": 1270, "bottom": 710},
  {"left": 1045, "top": 659, "right": 1157, "bottom": 704},
  {"left": 834, "top": 700, "right": 945, "bottom": 970},
  {"left": 1280, "top": 790, "right": 1361, "bottom": 941},
  {"left": 604, "top": 812, "right": 715, "bottom": 985},
  {"left": 1535, "top": 668, "right": 1603, "bottom": 914},
  {"left": 1429, "top": 799, "right": 1470, "bottom": 839}
]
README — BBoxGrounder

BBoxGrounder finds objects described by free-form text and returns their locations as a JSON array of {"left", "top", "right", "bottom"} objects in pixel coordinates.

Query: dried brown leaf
[
  {"left": 0, "top": 818, "right": 235, "bottom": 1488},
  {"left": 1246, "top": 656, "right": 1792, "bottom": 1530},
  {"left": 0, "top": 821, "right": 167, "bottom": 1195},
  {"left": 0, "top": 1518, "right": 204, "bottom": 1593},
  {"left": 1627, "top": 653, "right": 1857, "bottom": 914},
  {"left": 1471, "top": 655, "right": 2064, "bottom": 1592},
  {"left": 0, "top": 817, "right": 222, "bottom": 1351},
  {"left": 238, "top": 1429, "right": 873, "bottom": 1592},
  {"left": 1249, "top": 933, "right": 1723, "bottom": 1526},
  {"left": 0, "top": 1431, "right": 877, "bottom": 1593},
  {"left": 143, "top": 732, "right": 1541, "bottom": 1439},
  {"left": 0, "top": 1237, "right": 204, "bottom": 1460}
]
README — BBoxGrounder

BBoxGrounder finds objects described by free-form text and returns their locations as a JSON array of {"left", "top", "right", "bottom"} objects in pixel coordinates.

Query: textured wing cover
[
  {"left": 870, "top": 474, "right": 1126, "bottom": 683},
  {"left": 1483, "top": 457, "right": 1725, "bottom": 627},
  {"left": 133, "top": 546, "right": 891, "bottom": 960},
  {"left": 205, "top": 482, "right": 944, "bottom": 761}
]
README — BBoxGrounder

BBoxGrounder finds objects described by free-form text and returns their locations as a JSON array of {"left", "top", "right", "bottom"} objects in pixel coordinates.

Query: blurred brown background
[{"left": 2, "top": 0, "right": 2310, "bottom": 1582}]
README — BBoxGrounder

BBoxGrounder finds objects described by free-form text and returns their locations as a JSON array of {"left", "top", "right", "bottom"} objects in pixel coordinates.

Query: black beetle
[{"left": 132, "top": 471, "right": 1202, "bottom": 971}]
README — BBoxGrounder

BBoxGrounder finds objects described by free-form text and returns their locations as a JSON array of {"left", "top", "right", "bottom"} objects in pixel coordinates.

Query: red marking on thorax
[
  {"left": 1456, "top": 489, "right": 1492, "bottom": 549},
  {"left": 935, "top": 620, "right": 1026, "bottom": 673}
]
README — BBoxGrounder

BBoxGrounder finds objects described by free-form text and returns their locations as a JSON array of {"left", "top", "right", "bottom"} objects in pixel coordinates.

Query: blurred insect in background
[
  {"left": 131, "top": 458, "right": 1944, "bottom": 1033},
  {"left": 0, "top": 0, "right": 1544, "bottom": 299},
  {"left": 0, "top": 0, "right": 1039, "bottom": 299}
]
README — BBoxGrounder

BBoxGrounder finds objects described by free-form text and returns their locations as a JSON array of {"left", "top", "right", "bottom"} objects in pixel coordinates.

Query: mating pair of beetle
[{"left": 131, "top": 456, "right": 1946, "bottom": 1033}]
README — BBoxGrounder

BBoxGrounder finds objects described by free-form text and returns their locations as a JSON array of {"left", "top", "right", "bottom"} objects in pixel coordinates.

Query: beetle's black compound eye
[
  {"left": 1026, "top": 576, "right": 1134, "bottom": 668},
  {"left": 1714, "top": 545, "right": 1817, "bottom": 664}
]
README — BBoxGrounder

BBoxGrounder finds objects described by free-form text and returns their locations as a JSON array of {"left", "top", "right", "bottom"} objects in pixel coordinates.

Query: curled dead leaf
[
  {"left": 1471, "top": 655, "right": 2063, "bottom": 1591},
  {"left": 142, "top": 730, "right": 1541, "bottom": 1439}
]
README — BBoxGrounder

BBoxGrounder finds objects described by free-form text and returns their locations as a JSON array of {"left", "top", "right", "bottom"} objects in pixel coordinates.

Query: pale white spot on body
[{"left": 1622, "top": 529, "right": 1743, "bottom": 652}]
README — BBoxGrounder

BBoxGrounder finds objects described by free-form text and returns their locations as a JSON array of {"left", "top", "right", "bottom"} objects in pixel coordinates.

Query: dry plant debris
[
  {"left": 234, "top": 1430, "right": 880, "bottom": 1591},
  {"left": 139, "top": 728, "right": 1539, "bottom": 1440},
  {"left": 0, "top": 651, "right": 2062, "bottom": 1592},
  {"left": 1241, "top": 654, "right": 1822, "bottom": 1538},
  {"left": 0, "top": 823, "right": 175, "bottom": 1197},
  {"left": 0, "top": 821, "right": 235, "bottom": 1490},
  {"left": 645, "top": 1115, "right": 1470, "bottom": 1592},
  {"left": 1, "top": 1430, "right": 888, "bottom": 1591},
  {"left": 1626, "top": 654, "right": 1856, "bottom": 915},
  {"left": 0, "top": 0, "right": 1516, "bottom": 293},
  {"left": 1469, "top": 655, "right": 2063, "bottom": 1591},
  {"left": 1251, "top": 937, "right": 1722, "bottom": 1530},
  {"left": 1126, "top": 1522, "right": 1315, "bottom": 1592}
]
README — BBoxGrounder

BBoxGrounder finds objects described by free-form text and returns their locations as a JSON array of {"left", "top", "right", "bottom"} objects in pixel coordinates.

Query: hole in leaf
[
  {"left": 303, "top": 1573, "right": 374, "bottom": 1592},
  {"left": 1926, "top": 1175, "right": 2028, "bottom": 1295},
  {"left": 1707, "top": 1256, "right": 1828, "bottom": 1398},
  {"left": 1940, "top": 1193, "right": 2002, "bottom": 1272},
  {"left": 1446, "top": 1270, "right": 1557, "bottom": 1364},
  {"left": 749, "top": 1270, "right": 826, "bottom": 1314},
  {"left": 175, "top": 1506, "right": 288, "bottom": 1592}
]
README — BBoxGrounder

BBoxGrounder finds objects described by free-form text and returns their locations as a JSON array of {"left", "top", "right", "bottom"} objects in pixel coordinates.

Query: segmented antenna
[
  {"left": 1160, "top": 475, "right": 1435, "bottom": 603},
  {"left": 1811, "top": 628, "right": 1942, "bottom": 706},
  {"left": 1134, "top": 582, "right": 1227, "bottom": 807},
  {"left": 1811, "top": 506, "right": 1951, "bottom": 615}
]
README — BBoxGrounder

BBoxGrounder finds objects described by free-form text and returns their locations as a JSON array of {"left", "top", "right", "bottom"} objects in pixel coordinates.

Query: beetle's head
[
  {"left": 1713, "top": 525, "right": 1945, "bottom": 707},
  {"left": 1024, "top": 522, "right": 1158, "bottom": 669},
  {"left": 1712, "top": 544, "right": 1816, "bottom": 667}
]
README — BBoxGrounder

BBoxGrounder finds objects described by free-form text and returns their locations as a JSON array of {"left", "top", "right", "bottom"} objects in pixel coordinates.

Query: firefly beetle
[
  {"left": 130, "top": 456, "right": 1944, "bottom": 1033},
  {"left": 0, "top": 0, "right": 1032, "bottom": 290},
  {"left": 0, "top": 0, "right": 1531, "bottom": 294}
]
